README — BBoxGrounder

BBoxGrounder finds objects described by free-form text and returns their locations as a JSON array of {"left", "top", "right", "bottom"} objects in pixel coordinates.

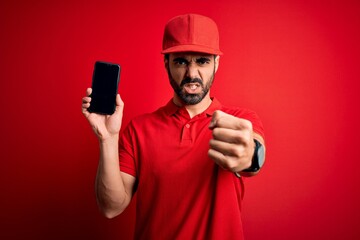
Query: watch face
[
  {"left": 258, "top": 143, "right": 265, "bottom": 168},
  {"left": 243, "top": 139, "right": 265, "bottom": 172}
]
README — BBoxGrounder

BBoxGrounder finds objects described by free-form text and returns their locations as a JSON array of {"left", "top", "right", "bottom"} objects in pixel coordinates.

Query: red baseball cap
[{"left": 161, "top": 14, "right": 223, "bottom": 55}]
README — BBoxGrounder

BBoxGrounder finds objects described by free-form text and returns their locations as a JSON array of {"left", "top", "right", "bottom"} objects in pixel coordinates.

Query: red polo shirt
[{"left": 119, "top": 98, "right": 265, "bottom": 240}]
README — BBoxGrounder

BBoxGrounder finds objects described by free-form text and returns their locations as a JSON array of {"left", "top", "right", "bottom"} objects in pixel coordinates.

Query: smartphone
[{"left": 88, "top": 61, "right": 121, "bottom": 115}]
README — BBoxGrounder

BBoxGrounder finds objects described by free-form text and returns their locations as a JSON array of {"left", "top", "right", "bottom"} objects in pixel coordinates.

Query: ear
[
  {"left": 164, "top": 57, "right": 169, "bottom": 71},
  {"left": 214, "top": 55, "right": 220, "bottom": 73}
]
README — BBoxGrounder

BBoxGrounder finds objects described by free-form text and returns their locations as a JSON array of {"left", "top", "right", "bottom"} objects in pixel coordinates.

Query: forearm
[{"left": 95, "top": 135, "right": 130, "bottom": 218}]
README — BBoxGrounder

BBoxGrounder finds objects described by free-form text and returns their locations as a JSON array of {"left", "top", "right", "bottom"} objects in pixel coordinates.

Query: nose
[{"left": 186, "top": 63, "right": 199, "bottom": 79}]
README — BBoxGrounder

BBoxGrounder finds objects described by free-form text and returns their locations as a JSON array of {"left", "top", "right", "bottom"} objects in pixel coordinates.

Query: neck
[{"left": 173, "top": 93, "right": 212, "bottom": 118}]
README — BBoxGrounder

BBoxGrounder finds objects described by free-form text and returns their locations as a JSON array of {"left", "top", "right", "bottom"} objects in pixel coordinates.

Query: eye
[
  {"left": 173, "top": 58, "right": 188, "bottom": 65},
  {"left": 196, "top": 57, "right": 211, "bottom": 65}
]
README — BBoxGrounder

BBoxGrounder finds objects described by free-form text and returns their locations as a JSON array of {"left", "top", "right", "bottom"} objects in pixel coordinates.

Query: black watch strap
[{"left": 242, "top": 139, "right": 263, "bottom": 172}]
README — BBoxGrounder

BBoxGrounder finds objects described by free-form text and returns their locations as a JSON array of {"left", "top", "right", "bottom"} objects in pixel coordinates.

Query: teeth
[{"left": 186, "top": 83, "right": 199, "bottom": 90}]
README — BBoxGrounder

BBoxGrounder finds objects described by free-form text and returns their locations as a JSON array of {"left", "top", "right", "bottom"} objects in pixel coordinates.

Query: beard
[{"left": 167, "top": 68, "right": 215, "bottom": 105}]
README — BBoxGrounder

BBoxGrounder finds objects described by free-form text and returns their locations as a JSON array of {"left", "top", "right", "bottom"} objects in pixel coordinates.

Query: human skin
[
  {"left": 81, "top": 52, "right": 264, "bottom": 218},
  {"left": 165, "top": 52, "right": 264, "bottom": 176}
]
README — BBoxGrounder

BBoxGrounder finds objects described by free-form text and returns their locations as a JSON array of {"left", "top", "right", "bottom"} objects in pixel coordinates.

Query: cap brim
[{"left": 161, "top": 44, "right": 223, "bottom": 55}]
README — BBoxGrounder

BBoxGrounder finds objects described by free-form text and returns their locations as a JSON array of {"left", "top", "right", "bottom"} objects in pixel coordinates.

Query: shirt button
[{"left": 185, "top": 124, "right": 190, "bottom": 128}]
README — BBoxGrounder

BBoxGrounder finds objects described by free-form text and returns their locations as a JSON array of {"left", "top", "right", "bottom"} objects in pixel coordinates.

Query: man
[{"left": 82, "top": 14, "right": 265, "bottom": 239}]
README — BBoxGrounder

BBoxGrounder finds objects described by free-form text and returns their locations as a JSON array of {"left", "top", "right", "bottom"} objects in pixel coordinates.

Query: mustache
[{"left": 180, "top": 77, "right": 203, "bottom": 87}]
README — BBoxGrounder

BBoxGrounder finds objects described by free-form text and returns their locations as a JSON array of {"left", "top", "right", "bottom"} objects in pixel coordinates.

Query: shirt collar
[
  {"left": 205, "top": 97, "right": 222, "bottom": 116},
  {"left": 164, "top": 97, "right": 222, "bottom": 117}
]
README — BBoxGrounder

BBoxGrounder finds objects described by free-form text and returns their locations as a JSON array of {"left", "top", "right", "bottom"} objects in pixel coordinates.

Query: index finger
[
  {"left": 209, "top": 110, "right": 252, "bottom": 130},
  {"left": 86, "top": 88, "right": 92, "bottom": 96}
]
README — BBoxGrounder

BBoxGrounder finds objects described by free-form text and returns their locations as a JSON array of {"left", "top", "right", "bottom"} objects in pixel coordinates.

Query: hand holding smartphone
[{"left": 88, "top": 61, "right": 121, "bottom": 115}]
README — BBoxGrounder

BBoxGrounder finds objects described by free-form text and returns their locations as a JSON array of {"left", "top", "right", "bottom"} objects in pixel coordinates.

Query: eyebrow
[
  {"left": 196, "top": 57, "right": 211, "bottom": 62},
  {"left": 172, "top": 57, "right": 211, "bottom": 63},
  {"left": 173, "top": 57, "right": 188, "bottom": 63}
]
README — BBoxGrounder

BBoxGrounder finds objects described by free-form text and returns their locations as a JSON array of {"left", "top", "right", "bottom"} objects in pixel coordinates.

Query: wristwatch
[
  {"left": 235, "top": 139, "right": 265, "bottom": 177},
  {"left": 243, "top": 139, "right": 265, "bottom": 172}
]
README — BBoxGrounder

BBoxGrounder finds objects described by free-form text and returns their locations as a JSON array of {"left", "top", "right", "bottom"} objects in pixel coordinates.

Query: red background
[{"left": 1, "top": 0, "right": 360, "bottom": 239}]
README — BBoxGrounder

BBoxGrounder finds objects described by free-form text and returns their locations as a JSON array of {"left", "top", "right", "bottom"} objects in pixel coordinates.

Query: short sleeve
[{"left": 119, "top": 122, "right": 138, "bottom": 177}]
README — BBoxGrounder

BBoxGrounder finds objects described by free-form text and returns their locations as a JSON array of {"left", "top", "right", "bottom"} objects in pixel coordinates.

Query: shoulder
[{"left": 125, "top": 104, "right": 168, "bottom": 130}]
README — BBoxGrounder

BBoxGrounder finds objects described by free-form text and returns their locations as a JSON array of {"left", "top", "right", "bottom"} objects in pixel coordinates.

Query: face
[{"left": 165, "top": 52, "right": 219, "bottom": 105}]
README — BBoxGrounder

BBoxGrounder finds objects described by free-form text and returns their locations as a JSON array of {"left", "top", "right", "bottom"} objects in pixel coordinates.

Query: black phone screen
[{"left": 88, "top": 61, "right": 120, "bottom": 115}]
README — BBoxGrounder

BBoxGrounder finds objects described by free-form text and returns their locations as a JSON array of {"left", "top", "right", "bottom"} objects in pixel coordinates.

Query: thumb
[{"left": 115, "top": 94, "right": 124, "bottom": 113}]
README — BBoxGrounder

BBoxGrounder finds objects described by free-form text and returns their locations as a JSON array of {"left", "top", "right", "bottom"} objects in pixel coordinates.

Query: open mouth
[{"left": 184, "top": 83, "right": 202, "bottom": 93}]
